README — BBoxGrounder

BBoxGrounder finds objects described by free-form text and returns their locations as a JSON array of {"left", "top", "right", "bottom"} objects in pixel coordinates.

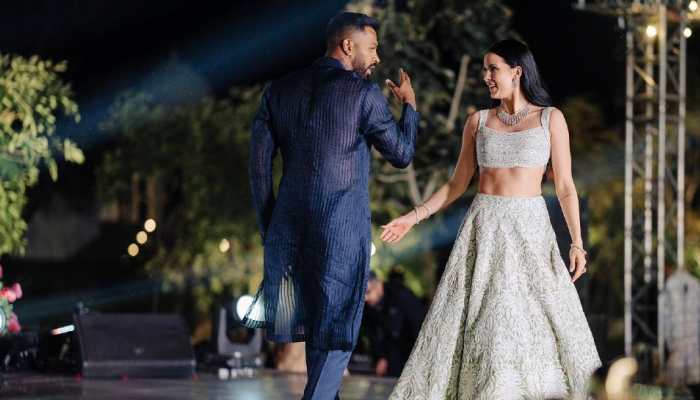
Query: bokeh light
[
  {"left": 136, "top": 231, "right": 147, "bottom": 244},
  {"left": 219, "top": 238, "right": 231, "bottom": 253},
  {"left": 645, "top": 24, "right": 657, "bottom": 38},
  {"left": 127, "top": 243, "right": 139, "bottom": 257},
  {"left": 144, "top": 219, "right": 157, "bottom": 233}
]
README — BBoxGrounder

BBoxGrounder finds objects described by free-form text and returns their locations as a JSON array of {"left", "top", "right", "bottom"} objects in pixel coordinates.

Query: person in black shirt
[{"left": 363, "top": 270, "right": 427, "bottom": 377}]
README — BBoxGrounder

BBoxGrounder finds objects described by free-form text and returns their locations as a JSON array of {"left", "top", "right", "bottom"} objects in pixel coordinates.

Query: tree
[
  {"left": 97, "top": 88, "right": 265, "bottom": 318},
  {"left": 0, "top": 54, "right": 83, "bottom": 256}
]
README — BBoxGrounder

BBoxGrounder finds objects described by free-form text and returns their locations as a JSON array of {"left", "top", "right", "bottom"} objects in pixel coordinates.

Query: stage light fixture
[
  {"left": 212, "top": 296, "right": 265, "bottom": 371},
  {"left": 684, "top": 27, "right": 693, "bottom": 38},
  {"left": 690, "top": 1, "right": 698, "bottom": 12}
]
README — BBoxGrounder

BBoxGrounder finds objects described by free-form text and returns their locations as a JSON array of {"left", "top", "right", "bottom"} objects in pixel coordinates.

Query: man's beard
[{"left": 353, "top": 60, "right": 376, "bottom": 79}]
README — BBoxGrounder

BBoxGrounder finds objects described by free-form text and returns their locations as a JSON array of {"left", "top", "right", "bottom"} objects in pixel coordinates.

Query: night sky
[{"left": 0, "top": 1, "right": 650, "bottom": 124}]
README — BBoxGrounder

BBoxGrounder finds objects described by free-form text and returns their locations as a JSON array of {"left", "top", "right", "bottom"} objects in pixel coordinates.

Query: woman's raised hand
[{"left": 380, "top": 213, "right": 417, "bottom": 244}]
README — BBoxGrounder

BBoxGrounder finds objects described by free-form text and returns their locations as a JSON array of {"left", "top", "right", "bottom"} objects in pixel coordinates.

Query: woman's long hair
[{"left": 488, "top": 39, "right": 552, "bottom": 108}]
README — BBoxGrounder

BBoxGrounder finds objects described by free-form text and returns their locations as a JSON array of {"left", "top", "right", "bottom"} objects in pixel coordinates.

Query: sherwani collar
[{"left": 314, "top": 56, "right": 348, "bottom": 70}]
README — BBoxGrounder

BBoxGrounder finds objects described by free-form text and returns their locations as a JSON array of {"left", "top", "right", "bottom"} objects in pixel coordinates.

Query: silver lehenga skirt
[{"left": 390, "top": 193, "right": 601, "bottom": 400}]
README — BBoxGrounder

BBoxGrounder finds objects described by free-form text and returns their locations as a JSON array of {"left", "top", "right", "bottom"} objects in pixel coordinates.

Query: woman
[{"left": 381, "top": 39, "right": 601, "bottom": 399}]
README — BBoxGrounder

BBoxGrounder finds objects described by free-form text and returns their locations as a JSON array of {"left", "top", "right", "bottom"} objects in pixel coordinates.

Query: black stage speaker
[{"left": 74, "top": 313, "right": 195, "bottom": 378}]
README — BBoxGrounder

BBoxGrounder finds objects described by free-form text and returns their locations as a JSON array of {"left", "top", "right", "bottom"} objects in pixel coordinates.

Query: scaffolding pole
[{"left": 573, "top": 0, "right": 692, "bottom": 375}]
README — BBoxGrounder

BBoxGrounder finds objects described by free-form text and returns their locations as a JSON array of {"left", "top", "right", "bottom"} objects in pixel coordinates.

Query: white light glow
[
  {"left": 646, "top": 25, "right": 657, "bottom": 38},
  {"left": 219, "top": 238, "right": 230, "bottom": 253},
  {"left": 218, "top": 368, "right": 230, "bottom": 380},
  {"left": 136, "top": 231, "right": 147, "bottom": 244},
  {"left": 51, "top": 324, "right": 75, "bottom": 335},
  {"left": 144, "top": 219, "right": 157, "bottom": 233},
  {"left": 605, "top": 357, "right": 638, "bottom": 396},
  {"left": 236, "top": 295, "right": 255, "bottom": 320}
]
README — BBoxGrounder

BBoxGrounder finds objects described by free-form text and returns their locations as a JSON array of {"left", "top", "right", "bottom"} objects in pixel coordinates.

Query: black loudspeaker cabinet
[{"left": 74, "top": 313, "right": 195, "bottom": 379}]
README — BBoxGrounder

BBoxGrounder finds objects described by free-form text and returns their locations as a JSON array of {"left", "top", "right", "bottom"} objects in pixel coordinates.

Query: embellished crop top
[{"left": 476, "top": 107, "right": 552, "bottom": 169}]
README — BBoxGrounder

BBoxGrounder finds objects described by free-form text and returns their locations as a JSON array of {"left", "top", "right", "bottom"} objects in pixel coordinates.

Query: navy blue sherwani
[{"left": 247, "top": 57, "right": 419, "bottom": 352}]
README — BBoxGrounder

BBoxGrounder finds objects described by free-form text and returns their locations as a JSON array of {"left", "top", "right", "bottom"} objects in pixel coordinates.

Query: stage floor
[{"left": 0, "top": 370, "right": 396, "bottom": 399}]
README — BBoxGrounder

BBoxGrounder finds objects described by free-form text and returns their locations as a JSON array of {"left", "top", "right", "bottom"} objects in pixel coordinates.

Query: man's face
[{"left": 349, "top": 26, "right": 380, "bottom": 78}]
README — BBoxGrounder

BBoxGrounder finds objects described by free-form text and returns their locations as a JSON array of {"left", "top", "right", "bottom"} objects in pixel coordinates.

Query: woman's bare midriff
[{"left": 478, "top": 166, "right": 545, "bottom": 197}]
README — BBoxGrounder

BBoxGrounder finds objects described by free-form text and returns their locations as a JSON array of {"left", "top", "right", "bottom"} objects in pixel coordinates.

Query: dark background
[{"left": 0, "top": 0, "right": 660, "bottom": 133}]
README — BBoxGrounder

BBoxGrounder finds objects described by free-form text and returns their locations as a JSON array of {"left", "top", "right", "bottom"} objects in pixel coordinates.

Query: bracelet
[
  {"left": 569, "top": 243, "right": 588, "bottom": 256},
  {"left": 413, "top": 203, "right": 434, "bottom": 225},
  {"left": 416, "top": 204, "right": 433, "bottom": 222}
]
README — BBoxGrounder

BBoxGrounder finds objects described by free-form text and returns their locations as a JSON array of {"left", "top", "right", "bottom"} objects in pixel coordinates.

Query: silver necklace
[{"left": 497, "top": 103, "right": 530, "bottom": 126}]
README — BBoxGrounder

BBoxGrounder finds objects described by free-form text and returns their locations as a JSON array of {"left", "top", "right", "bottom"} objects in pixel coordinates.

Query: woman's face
[{"left": 482, "top": 52, "right": 521, "bottom": 100}]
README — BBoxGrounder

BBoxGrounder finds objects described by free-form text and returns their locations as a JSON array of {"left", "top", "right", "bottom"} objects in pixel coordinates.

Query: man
[
  {"left": 363, "top": 270, "right": 426, "bottom": 377},
  {"left": 246, "top": 12, "right": 420, "bottom": 400}
]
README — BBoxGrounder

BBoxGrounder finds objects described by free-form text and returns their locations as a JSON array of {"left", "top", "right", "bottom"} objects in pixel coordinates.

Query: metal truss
[{"left": 573, "top": 0, "right": 694, "bottom": 370}]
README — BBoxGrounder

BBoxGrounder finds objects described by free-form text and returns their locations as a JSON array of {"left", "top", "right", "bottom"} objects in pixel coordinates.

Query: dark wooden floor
[{"left": 0, "top": 370, "right": 396, "bottom": 400}]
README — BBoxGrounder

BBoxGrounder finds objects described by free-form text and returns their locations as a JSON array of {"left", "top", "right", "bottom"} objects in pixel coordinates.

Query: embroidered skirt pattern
[{"left": 390, "top": 193, "right": 601, "bottom": 400}]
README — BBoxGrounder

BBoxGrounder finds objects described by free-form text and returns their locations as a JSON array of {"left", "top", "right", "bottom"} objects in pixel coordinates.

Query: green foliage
[
  {"left": 97, "top": 89, "right": 264, "bottom": 316},
  {"left": 0, "top": 54, "right": 82, "bottom": 256}
]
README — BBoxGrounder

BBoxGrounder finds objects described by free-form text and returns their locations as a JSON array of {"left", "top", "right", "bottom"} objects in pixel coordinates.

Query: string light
[
  {"left": 144, "top": 219, "right": 157, "bottom": 233},
  {"left": 127, "top": 244, "right": 139, "bottom": 257},
  {"left": 136, "top": 231, "right": 147, "bottom": 244}
]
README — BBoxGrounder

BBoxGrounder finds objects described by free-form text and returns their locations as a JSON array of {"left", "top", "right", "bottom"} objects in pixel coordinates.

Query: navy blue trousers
[
  {"left": 300, "top": 249, "right": 369, "bottom": 399},
  {"left": 302, "top": 347, "right": 352, "bottom": 400}
]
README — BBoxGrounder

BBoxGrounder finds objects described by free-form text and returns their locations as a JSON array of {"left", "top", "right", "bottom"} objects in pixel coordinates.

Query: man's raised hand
[{"left": 385, "top": 68, "right": 416, "bottom": 110}]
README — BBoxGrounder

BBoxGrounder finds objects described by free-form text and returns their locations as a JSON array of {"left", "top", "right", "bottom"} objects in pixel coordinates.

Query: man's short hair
[{"left": 326, "top": 12, "right": 379, "bottom": 49}]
